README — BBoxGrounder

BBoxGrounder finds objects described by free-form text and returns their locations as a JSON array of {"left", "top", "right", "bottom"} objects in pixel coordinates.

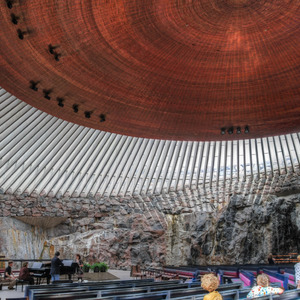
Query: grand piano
[
  {"left": 60, "top": 260, "right": 79, "bottom": 280},
  {"left": 29, "top": 260, "right": 79, "bottom": 284},
  {"left": 29, "top": 262, "right": 51, "bottom": 284}
]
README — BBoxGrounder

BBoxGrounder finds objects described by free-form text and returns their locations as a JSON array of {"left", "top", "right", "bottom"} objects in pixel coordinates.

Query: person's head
[
  {"left": 257, "top": 274, "right": 270, "bottom": 287},
  {"left": 297, "top": 255, "right": 300, "bottom": 262},
  {"left": 76, "top": 254, "right": 81, "bottom": 260},
  {"left": 55, "top": 251, "right": 60, "bottom": 257},
  {"left": 8, "top": 261, "right": 13, "bottom": 267},
  {"left": 268, "top": 253, "right": 273, "bottom": 258},
  {"left": 201, "top": 273, "right": 220, "bottom": 292},
  {"left": 22, "top": 262, "right": 28, "bottom": 268}
]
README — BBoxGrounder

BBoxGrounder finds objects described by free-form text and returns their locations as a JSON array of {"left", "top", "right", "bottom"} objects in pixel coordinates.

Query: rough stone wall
[
  {"left": 0, "top": 218, "right": 49, "bottom": 263},
  {"left": 186, "top": 194, "right": 300, "bottom": 265},
  {"left": 49, "top": 213, "right": 166, "bottom": 269},
  {"left": 1, "top": 169, "right": 300, "bottom": 268}
]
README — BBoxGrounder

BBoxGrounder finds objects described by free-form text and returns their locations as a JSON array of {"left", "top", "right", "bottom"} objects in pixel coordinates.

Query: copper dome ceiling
[{"left": 0, "top": 0, "right": 299, "bottom": 141}]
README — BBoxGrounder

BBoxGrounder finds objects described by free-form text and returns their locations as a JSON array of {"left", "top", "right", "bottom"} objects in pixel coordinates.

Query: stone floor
[{"left": 0, "top": 269, "right": 132, "bottom": 300}]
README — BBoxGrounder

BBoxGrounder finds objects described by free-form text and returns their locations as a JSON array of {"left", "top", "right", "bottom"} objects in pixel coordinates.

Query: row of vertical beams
[{"left": 0, "top": 87, "right": 300, "bottom": 198}]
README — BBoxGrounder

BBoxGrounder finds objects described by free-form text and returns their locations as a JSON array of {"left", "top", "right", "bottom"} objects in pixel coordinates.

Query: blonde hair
[
  {"left": 257, "top": 274, "right": 270, "bottom": 287},
  {"left": 201, "top": 273, "right": 220, "bottom": 292},
  {"left": 297, "top": 255, "right": 300, "bottom": 262}
]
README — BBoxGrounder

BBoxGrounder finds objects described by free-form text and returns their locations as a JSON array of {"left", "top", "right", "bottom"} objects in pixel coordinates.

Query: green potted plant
[
  {"left": 91, "top": 262, "right": 101, "bottom": 272},
  {"left": 98, "top": 262, "right": 109, "bottom": 272},
  {"left": 91, "top": 262, "right": 108, "bottom": 272},
  {"left": 83, "top": 263, "right": 91, "bottom": 273}
]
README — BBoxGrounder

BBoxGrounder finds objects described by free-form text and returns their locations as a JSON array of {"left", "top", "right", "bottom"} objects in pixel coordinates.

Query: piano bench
[{"left": 16, "top": 279, "right": 31, "bottom": 292}]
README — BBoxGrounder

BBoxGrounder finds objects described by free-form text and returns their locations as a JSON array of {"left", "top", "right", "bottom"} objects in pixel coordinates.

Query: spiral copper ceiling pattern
[{"left": 0, "top": 0, "right": 299, "bottom": 141}]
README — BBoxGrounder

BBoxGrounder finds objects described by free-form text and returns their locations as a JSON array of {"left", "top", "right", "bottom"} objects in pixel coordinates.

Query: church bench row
[
  {"left": 141, "top": 267, "right": 200, "bottom": 280},
  {"left": 31, "top": 285, "right": 192, "bottom": 300},
  {"left": 262, "top": 269, "right": 289, "bottom": 290},
  {"left": 28, "top": 282, "right": 188, "bottom": 300},
  {"left": 27, "top": 280, "right": 185, "bottom": 299},
  {"left": 28, "top": 282, "right": 242, "bottom": 300},
  {"left": 167, "top": 288, "right": 300, "bottom": 300},
  {"left": 105, "top": 288, "right": 300, "bottom": 300},
  {"left": 25, "top": 279, "right": 171, "bottom": 297}
]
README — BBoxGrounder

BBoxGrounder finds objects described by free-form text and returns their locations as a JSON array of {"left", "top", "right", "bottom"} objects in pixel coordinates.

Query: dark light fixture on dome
[
  {"left": 11, "top": 14, "right": 18, "bottom": 25},
  {"left": 6, "top": 0, "right": 13, "bottom": 9},
  {"left": 17, "top": 29, "right": 26, "bottom": 40},
  {"left": 48, "top": 44, "right": 56, "bottom": 54},
  {"left": 236, "top": 127, "right": 241, "bottom": 134},
  {"left": 227, "top": 127, "right": 233, "bottom": 134},
  {"left": 43, "top": 89, "right": 51, "bottom": 100},
  {"left": 100, "top": 114, "right": 106, "bottom": 122},
  {"left": 57, "top": 97, "right": 64, "bottom": 107},
  {"left": 221, "top": 128, "right": 226, "bottom": 135},
  {"left": 54, "top": 52, "right": 61, "bottom": 62},
  {"left": 29, "top": 81, "right": 39, "bottom": 91},
  {"left": 245, "top": 125, "right": 249, "bottom": 133},
  {"left": 84, "top": 111, "right": 92, "bottom": 118},
  {"left": 72, "top": 104, "right": 79, "bottom": 113}
]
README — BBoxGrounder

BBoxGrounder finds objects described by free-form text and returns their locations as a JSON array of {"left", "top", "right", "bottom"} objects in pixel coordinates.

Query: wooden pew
[
  {"left": 130, "top": 266, "right": 146, "bottom": 279},
  {"left": 28, "top": 282, "right": 242, "bottom": 300},
  {"left": 29, "top": 287, "right": 88, "bottom": 300},
  {"left": 28, "top": 280, "right": 183, "bottom": 300},
  {"left": 31, "top": 282, "right": 196, "bottom": 300},
  {"left": 25, "top": 279, "right": 157, "bottom": 297},
  {"left": 263, "top": 269, "right": 289, "bottom": 290},
  {"left": 239, "top": 270, "right": 255, "bottom": 287}
]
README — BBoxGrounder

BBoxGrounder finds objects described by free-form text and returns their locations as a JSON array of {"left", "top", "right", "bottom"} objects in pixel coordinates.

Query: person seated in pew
[
  {"left": 4, "top": 261, "right": 17, "bottom": 290},
  {"left": 295, "top": 254, "right": 300, "bottom": 289},
  {"left": 201, "top": 273, "right": 223, "bottom": 300},
  {"left": 247, "top": 274, "right": 284, "bottom": 298},
  {"left": 19, "top": 262, "right": 34, "bottom": 285}
]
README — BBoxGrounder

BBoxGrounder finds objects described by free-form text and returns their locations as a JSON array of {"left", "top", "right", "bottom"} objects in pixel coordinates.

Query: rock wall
[
  {"left": 0, "top": 218, "right": 49, "bottom": 263},
  {"left": 186, "top": 194, "right": 300, "bottom": 265},
  {"left": 1, "top": 170, "right": 300, "bottom": 268},
  {"left": 49, "top": 213, "right": 166, "bottom": 269}
]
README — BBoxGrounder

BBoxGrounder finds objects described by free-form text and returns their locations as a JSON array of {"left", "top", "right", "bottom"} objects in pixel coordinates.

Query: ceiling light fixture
[
  {"left": 72, "top": 104, "right": 79, "bottom": 113},
  {"left": 6, "top": 1, "right": 13, "bottom": 9},
  {"left": 54, "top": 53, "right": 61, "bottom": 61},
  {"left": 48, "top": 44, "right": 56, "bottom": 54},
  {"left": 227, "top": 127, "right": 233, "bottom": 134},
  {"left": 84, "top": 111, "right": 92, "bottom": 118},
  {"left": 100, "top": 114, "right": 106, "bottom": 122},
  {"left": 17, "top": 29, "right": 26, "bottom": 40},
  {"left": 43, "top": 89, "right": 51, "bottom": 100},
  {"left": 29, "top": 81, "right": 39, "bottom": 91},
  {"left": 57, "top": 97, "right": 64, "bottom": 107},
  {"left": 11, "top": 14, "right": 18, "bottom": 25}
]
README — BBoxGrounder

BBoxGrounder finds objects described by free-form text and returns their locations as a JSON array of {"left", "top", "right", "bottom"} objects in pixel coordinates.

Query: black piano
[
  {"left": 29, "top": 262, "right": 51, "bottom": 284},
  {"left": 60, "top": 260, "right": 79, "bottom": 280},
  {"left": 29, "top": 260, "right": 78, "bottom": 284}
]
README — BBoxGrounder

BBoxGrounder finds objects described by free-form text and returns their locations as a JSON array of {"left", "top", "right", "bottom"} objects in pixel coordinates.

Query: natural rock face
[
  {"left": 183, "top": 194, "right": 300, "bottom": 265},
  {"left": 49, "top": 213, "right": 167, "bottom": 269},
  {"left": 0, "top": 218, "right": 49, "bottom": 263},
  {"left": 1, "top": 170, "right": 300, "bottom": 268}
]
